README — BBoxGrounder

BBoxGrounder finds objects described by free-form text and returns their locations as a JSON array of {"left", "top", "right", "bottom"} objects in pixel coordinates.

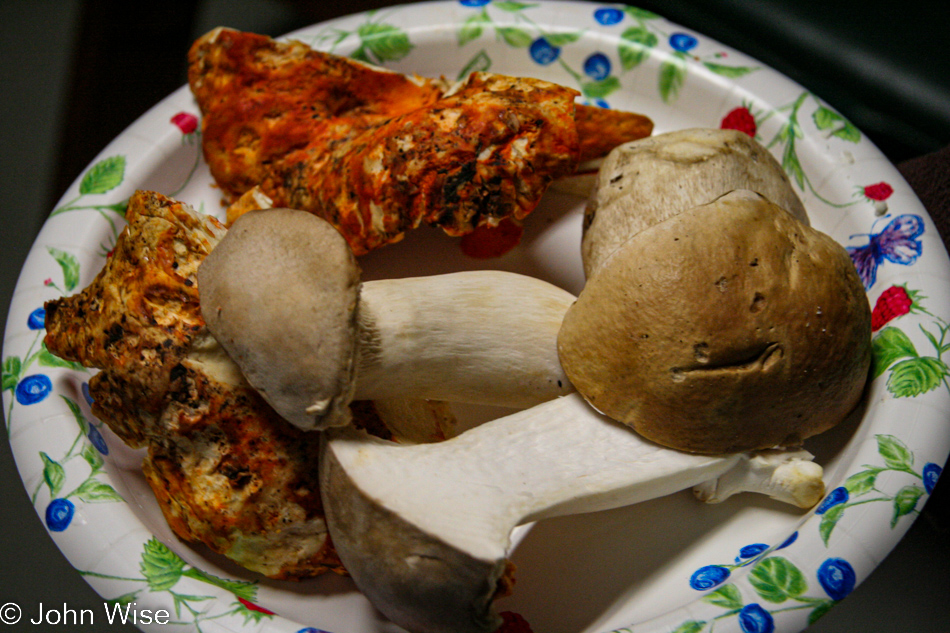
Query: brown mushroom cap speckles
[{"left": 558, "top": 190, "right": 872, "bottom": 454}]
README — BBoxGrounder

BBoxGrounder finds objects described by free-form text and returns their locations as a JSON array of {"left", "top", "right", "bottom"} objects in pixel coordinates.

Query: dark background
[{"left": 1, "top": 1, "right": 948, "bottom": 631}]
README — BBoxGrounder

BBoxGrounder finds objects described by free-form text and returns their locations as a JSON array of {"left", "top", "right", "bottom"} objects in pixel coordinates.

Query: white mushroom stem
[
  {"left": 199, "top": 208, "right": 575, "bottom": 431},
  {"left": 353, "top": 270, "right": 575, "bottom": 407},
  {"left": 321, "top": 392, "right": 824, "bottom": 633},
  {"left": 692, "top": 448, "right": 825, "bottom": 507}
]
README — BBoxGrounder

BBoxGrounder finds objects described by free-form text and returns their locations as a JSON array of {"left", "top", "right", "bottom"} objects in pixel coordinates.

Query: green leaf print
[
  {"left": 872, "top": 326, "right": 918, "bottom": 378},
  {"left": 357, "top": 22, "right": 412, "bottom": 61},
  {"left": 494, "top": 1, "right": 537, "bottom": 11},
  {"left": 702, "top": 61, "right": 758, "bottom": 78},
  {"left": 782, "top": 136, "right": 806, "bottom": 190},
  {"left": 749, "top": 556, "right": 808, "bottom": 603},
  {"left": 813, "top": 106, "right": 861, "bottom": 143},
  {"left": 891, "top": 485, "right": 925, "bottom": 527},
  {"left": 40, "top": 452, "right": 66, "bottom": 497},
  {"left": 703, "top": 583, "right": 743, "bottom": 609},
  {"left": 496, "top": 26, "right": 533, "bottom": 48},
  {"left": 843, "top": 468, "right": 880, "bottom": 496},
  {"left": 37, "top": 344, "right": 85, "bottom": 371},
  {"left": 819, "top": 502, "right": 846, "bottom": 545},
  {"left": 140, "top": 538, "right": 186, "bottom": 592},
  {"left": 182, "top": 567, "right": 259, "bottom": 602},
  {"left": 623, "top": 7, "right": 661, "bottom": 20},
  {"left": 79, "top": 156, "right": 126, "bottom": 196},
  {"left": 619, "top": 26, "right": 657, "bottom": 70},
  {"left": 81, "top": 442, "right": 104, "bottom": 471},
  {"left": 876, "top": 434, "right": 915, "bottom": 473},
  {"left": 61, "top": 395, "right": 89, "bottom": 434},
  {"left": 887, "top": 356, "right": 949, "bottom": 397},
  {"left": 582, "top": 76, "right": 621, "bottom": 99},
  {"left": 544, "top": 31, "right": 583, "bottom": 47},
  {"left": 2, "top": 356, "right": 20, "bottom": 392},
  {"left": 659, "top": 51, "right": 688, "bottom": 102},
  {"left": 73, "top": 478, "right": 123, "bottom": 504},
  {"left": 47, "top": 247, "right": 80, "bottom": 292},
  {"left": 458, "top": 50, "right": 492, "bottom": 79},
  {"left": 459, "top": 11, "right": 489, "bottom": 46},
  {"left": 808, "top": 600, "right": 836, "bottom": 625},
  {"left": 672, "top": 621, "right": 707, "bottom": 633}
]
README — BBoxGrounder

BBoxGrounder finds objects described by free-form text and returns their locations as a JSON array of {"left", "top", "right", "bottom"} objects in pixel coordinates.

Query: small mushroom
[
  {"left": 582, "top": 127, "right": 809, "bottom": 276},
  {"left": 558, "top": 190, "right": 872, "bottom": 454},
  {"left": 198, "top": 208, "right": 575, "bottom": 431},
  {"left": 321, "top": 392, "right": 824, "bottom": 633}
]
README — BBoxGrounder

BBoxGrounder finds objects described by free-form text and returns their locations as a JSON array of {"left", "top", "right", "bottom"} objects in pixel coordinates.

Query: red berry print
[
  {"left": 720, "top": 106, "right": 757, "bottom": 137},
  {"left": 171, "top": 111, "right": 198, "bottom": 135},
  {"left": 495, "top": 611, "right": 534, "bottom": 633},
  {"left": 871, "top": 285, "right": 914, "bottom": 331},
  {"left": 237, "top": 597, "right": 274, "bottom": 615},
  {"left": 863, "top": 182, "right": 894, "bottom": 202}
]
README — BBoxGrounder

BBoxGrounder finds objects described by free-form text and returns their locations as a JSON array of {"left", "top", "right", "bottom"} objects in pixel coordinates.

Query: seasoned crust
[
  {"left": 44, "top": 190, "right": 226, "bottom": 447},
  {"left": 188, "top": 28, "right": 652, "bottom": 256},
  {"left": 143, "top": 360, "right": 344, "bottom": 580},
  {"left": 43, "top": 190, "right": 344, "bottom": 579}
]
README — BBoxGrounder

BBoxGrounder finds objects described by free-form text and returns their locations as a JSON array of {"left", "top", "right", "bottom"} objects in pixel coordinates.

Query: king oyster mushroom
[
  {"left": 198, "top": 208, "right": 575, "bottom": 431},
  {"left": 321, "top": 394, "right": 824, "bottom": 633},
  {"left": 314, "top": 191, "right": 874, "bottom": 633},
  {"left": 558, "top": 189, "right": 872, "bottom": 454},
  {"left": 581, "top": 127, "right": 809, "bottom": 276},
  {"left": 320, "top": 188, "right": 874, "bottom": 633}
]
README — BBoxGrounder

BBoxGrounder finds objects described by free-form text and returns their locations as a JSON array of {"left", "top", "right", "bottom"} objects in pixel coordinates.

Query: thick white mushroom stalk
[
  {"left": 198, "top": 208, "right": 575, "bottom": 432},
  {"left": 320, "top": 392, "right": 824, "bottom": 633}
]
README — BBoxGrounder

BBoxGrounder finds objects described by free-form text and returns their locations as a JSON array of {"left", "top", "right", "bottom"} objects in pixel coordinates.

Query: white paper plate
[{"left": 4, "top": 2, "right": 949, "bottom": 632}]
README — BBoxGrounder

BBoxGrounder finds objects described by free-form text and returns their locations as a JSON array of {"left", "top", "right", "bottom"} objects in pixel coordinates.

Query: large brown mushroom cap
[
  {"left": 198, "top": 208, "right": 361, "bottom": 431},
  {"left": 582, "top": 128, "right": 809, "bottom": 277},
  {"left": 558, "top": 190, "right": 872, "bottom": 454}
]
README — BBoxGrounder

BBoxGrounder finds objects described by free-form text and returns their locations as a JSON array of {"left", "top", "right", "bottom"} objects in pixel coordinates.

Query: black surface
[{"left": 1, "top": 1, "right": 948, "bottom": 632}]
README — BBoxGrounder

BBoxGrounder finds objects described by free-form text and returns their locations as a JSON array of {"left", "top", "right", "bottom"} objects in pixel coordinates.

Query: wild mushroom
[
  {"left": 198, "top": 208, "right": 575, "bottom": 431},
  {"left": 320, "top": 393, "right": 824, "bottom": 633},
  {"left": 558, "top": 190, "right": 872, "bottom": 454},
  {"left": 581, "top": 127, "right": 809, "bottom": 276}
]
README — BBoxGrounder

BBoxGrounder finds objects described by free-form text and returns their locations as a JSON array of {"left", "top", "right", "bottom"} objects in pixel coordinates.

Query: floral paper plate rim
[{"left": 3, "top": 3, "right": 949, "bottom": 633}]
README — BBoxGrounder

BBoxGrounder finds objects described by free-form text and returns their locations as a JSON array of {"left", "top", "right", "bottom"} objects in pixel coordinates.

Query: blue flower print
[
  {"left": 583, "top": 52, "right": 612, "bottom": 80},
  {"left": 815, "top": 486, "right": 849, "bottom": 514},
  {"left": 46, "top": 498, "right": 75, "bottom": 532},
  {"left": 817, "top": 557, "right": 856, "bottom": 601},
  {"left": 27, "top": 307, "right": 46, "bottom": 330},
  {"left": 689, "top": 564, "right": 730, "bottom": 589},
  {"left": 297, "top": 628, "right": 332, "bottom": 633},
  {"left": 88, "top": 424, "right": 109, "bottom": 455},
  {"left": 922, "top": 462, "right": 942, "bottom": 495},
  {"left": 459, "top": 0, "right": 491, "bottom": 6},
  {"left": 669, "top": 32, "right": 698, "bottom": 53},
  {"left": 593, "top": 7, "right": 624, "bottom": 26},
  {"left": 81, "top": 381, "right": 94, "bottom": 406},
  {"left": 738, "top": 543, "right": 769, "bottom": 560},
  {"left": 15, "top": 374, "right": 52, "bottom": 405},
  {"left": 738, "top": 604, "right": 775, "bottom": 633},
  {"left": 529, "top": 37, "right": 561, "bottom": 65},
  {"left": 776, "top": 531, "right": 798, "bottom": 549}
]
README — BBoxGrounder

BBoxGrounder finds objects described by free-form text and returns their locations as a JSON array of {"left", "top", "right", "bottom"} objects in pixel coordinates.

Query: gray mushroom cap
[
  {"left": 582, "top": 128, "right": 809, "bottom": 277},
  {"left": 198, "top": 208, "right": 361, "bottom": 431}
]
